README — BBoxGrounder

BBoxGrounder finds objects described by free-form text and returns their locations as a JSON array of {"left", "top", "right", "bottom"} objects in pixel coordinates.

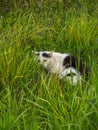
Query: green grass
[{"left": 0, "top": 1, "right": 98, "bottom": 130}]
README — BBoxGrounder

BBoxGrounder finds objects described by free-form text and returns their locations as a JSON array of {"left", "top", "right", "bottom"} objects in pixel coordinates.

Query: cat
[{"left": 34, "top": 51, "right": 90, "bottom": 85}]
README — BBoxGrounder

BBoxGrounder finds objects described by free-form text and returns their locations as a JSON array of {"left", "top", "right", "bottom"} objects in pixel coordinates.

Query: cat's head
[{"left": 34, "top": 51, "right": 53, "bottom": 68}]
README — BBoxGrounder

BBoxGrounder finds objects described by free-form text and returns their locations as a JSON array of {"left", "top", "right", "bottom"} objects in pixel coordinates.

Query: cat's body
[{"left": 34, "top": 51, "right": 89, "bottom": 85}]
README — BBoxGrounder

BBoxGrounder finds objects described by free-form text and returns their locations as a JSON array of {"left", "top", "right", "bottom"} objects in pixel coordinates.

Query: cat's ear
[{"left": 48, "top": 52, "right": 53, "bottom": 57}]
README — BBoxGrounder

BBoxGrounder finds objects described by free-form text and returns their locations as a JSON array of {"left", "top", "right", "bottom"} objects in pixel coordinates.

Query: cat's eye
[{"left": 36, "top": 52, "right": 40, "bottom": 56}]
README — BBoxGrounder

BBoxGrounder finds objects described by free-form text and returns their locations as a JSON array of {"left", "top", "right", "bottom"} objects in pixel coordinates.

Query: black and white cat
[{"left": 34, "top": 51, "right": 90, "bottom": 85}]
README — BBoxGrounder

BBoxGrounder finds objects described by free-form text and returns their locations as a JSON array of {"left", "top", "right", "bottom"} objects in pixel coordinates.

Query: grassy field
[{"left": 0, "top": 0, "right": 98, "bottom": 130}]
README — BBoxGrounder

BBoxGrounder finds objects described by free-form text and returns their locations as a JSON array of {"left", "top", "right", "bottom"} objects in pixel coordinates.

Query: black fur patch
[
  {"left": 63, "top": 55, "right": 90, "bottom": 78},
  {"left": 42, "top": 53, "right": 50, "bottom": 58}
]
